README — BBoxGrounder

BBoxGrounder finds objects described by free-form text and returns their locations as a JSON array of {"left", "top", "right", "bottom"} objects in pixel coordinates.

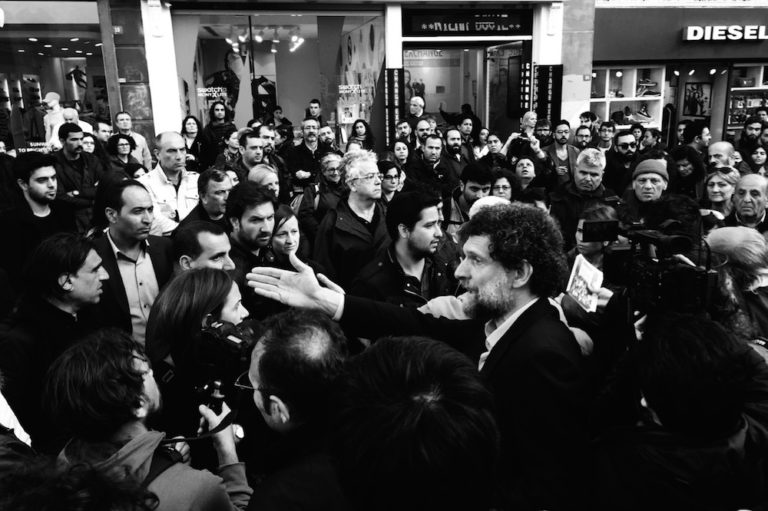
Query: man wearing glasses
[
  {"left": 592, "top": 121, "right": 616, "bottom": 153},
  {"left": 313, "top": 150, "right": 389, "bottom": 289},
  {"left": 603, "top": 129, "right": 638, "bottom": 194}
]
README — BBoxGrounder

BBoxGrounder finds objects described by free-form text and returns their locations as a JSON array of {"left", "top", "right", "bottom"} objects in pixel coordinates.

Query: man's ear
[
  {"left": 179, "top": 255, "right": 193, "bottom": 271},
  {"left": 510, "top": 260, "right": 533, "bottom": 289},
  {"left": 229, "top": 216, "right": 240, "bottom": 234},
  {"left": 58, "top": 273, "right": 73, "bottom": 292},
  {"left": 269, "top": 395, "right": 290, "bottom": 425},
  {"left": 105, "top": 206, "right": 119, "bottom": 224},
  {"left": 16, "top": 179, "right": 29, "bottom": 193},
  {"left": 397, "top": 223, "right": 410, "bottom": 240}
]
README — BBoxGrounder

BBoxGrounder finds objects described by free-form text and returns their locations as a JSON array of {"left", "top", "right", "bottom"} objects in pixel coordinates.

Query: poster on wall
[
  {"left": 116, "top": 48, "right": 148, "bottom": 83},
  {"left": 340, "top": 20, "right": 385, "bottom": 129},
  {"left": 403, "top": 49, "right": 461, "bottom": 114},
  {"left": 683, "top": 82, "right": 711, "bottom": 117},
  {"left": 121, "top": 84, "right": 152, "bottom": 120}
]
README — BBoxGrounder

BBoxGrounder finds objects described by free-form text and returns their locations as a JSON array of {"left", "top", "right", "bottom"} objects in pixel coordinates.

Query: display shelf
[
  {"left": 590, "top": 65, "right": 665, "bottom": 128},
  {"left": 726, "top": 64, "right": 768, "bottom": 130}
]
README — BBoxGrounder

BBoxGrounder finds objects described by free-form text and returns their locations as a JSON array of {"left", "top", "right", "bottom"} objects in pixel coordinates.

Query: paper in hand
[{"left": 566, "top": 254, "right": 604, "bottom": 313}]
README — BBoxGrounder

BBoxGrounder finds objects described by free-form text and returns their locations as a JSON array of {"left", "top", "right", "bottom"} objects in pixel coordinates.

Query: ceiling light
[
  {"left": 615, "top": 71, "right": 623, "bottom": 77},
  {"left": 225, "top": 37, "right": 233, "bottom": 45},
  {"left": 721, "top": 69, "right": 727, "bottom": 75},
  {"left": 75, "top": 50, "right": 83, "bottom": 53},
  {"left": 272, "top": 28, "right": 279, "bottom": 43},
  {"left": 463, "top": 48, "right": 469, "bottom": 52},
  {"left": 238, "top": 34, "right": 247, "bottom": 43},
  {"left": 688, "top": 69, "right": 695, "bottom": 76},
  {"left": 290, "top": 28, "right": 298, "bottom": 42},
  {"left": 28, "top": 37, "right": 38, "bottom": 42},
  {"left": 38, "top": 52, "right": 44, "bottom": 56},
  {"left": 70, "top": 37, "right": 79, "bottom": 42},
  {"left": 673, "top": 70, "right": 680, "bottom": 76},
  {"left": 44, "top": 44, "right": 52, "bottom": 48},
  {"left": 86, "top": 52, "right": 93, "bottom": 56},
  {"left": 61, "top": 47, "right": 69, "bottom": 50},
  {"left": 17, "top": 49, "right": 24, "bottom": 53},
  {"left": 709, "top": 68, "right": 716, "bottom": 75},
  {"left": 94, "top": 43, "right": 102, "bottom": 47},
  {"left": 270, "top": 42, "right": 277, "bottom": 53},
  {"left": 255, "top": 30, "right": 264, "bottom": 43}
]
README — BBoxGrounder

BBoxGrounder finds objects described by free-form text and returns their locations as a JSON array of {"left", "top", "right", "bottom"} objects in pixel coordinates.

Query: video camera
[{"left": 582, "top": 219, "right": 718, "bottom": 314}]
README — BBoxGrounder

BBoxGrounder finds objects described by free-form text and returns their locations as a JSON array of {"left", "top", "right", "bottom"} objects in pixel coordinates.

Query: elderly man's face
[
  {"left": 733, "top": 175, "right": 768, "bottom": 221},
  {"left": 633, "top": 172, "right": 667, "bottom": 202}
]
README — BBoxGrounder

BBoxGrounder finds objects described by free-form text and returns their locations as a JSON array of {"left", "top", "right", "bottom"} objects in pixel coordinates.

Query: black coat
[
  {"left": 53, "top": 150, "right": 105, "bottom": 232},
  {"left": 549, "top": 182, "right": 615, "bottom": 251},
  {"left": 312, "top": 199, "right": 389, "bottom": 290},
  {"left": 87, "top": 234, "right": 173, "bottom": 334},
  {"left": 339, "top": 296, "right": 592, "bottom": 510},
  {"left": 0, "top": 297, "right": 96, "bottom": 453}
]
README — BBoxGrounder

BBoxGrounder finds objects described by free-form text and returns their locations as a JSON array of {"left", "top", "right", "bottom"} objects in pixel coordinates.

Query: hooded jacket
[{"left": 59, "top": 430, "right": 251, "bottom": 511}]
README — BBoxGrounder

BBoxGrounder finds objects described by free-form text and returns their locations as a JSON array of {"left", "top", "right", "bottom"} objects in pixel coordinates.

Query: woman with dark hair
[
  {"left": 747, "top": 144, "right": 768, "bottom": 176},
  {"left": 491, "top": 169, "right": 518, "bottom": 201},
  {"left": 145, "top": 269, "right": 249, "bottom": 447},
  {"left": 347, "top": 119, "right": 375, "bottom": 151},
  {"left": 474, "top": 127, "right": 490, "bottom": 160},
  {"left": 669, "top": 145, "right": 706, "bottom": 200},
  {"left": 213, "top": 126, "right": 241, "bottom": 171},
  {"left": 181, "top": 115, "right": 203, "bottom": 172},
  {"left": 297, "top": 153, "right": 345, "bottom": 246},
  {"left": 105, "top": 133, "right": 146, "bottom": 179},
  {"left": 390, "top": 139, "right": 411, "bottom": 173}
]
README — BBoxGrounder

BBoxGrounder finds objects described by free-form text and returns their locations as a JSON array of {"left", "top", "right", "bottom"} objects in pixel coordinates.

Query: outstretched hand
[{"left": 246, "top": 252, "right": 343, "bottom": 316}]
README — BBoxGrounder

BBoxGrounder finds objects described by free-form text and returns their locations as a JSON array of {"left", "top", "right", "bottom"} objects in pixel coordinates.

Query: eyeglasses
[
  {"left": 354, "top": 173, "right": 382, "bottom": 183},
  {"left": 617, "top": 142, "right": 637, "bottom": 150},
  {"left": 382, "top": 174, "right": 399, "bottom": 182},
  {"left": 323, "top": 167, "right": 341, "bottom": 174},
  {"left": 117, "top": 142, "right": 131, "bottom": 147},
  {"left": 555, "top": 130, "right": 570, "bottom": 135},
  {"left": 233, "top": 370, "right": 256, "bottom": 392},
  {"left": 492, "top": 185, "right": 511, "bottom": 191}
]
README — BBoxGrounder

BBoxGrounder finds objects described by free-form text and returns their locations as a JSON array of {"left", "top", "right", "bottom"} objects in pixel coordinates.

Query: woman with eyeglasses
[
  {"left": 490, "top": 169, "right": 518, "bottom": 201},
  {"left": 105, "top": 133, "right": 147, "bottom": 179},
  {"left": 297, "top": 153, "right": 346, "bottom": 248},
  {"left": 145, "top": 268, "right": 250, "bottom": 467},
  {"left": 378, "top": 160, "right": 401, "bottom": 210}
]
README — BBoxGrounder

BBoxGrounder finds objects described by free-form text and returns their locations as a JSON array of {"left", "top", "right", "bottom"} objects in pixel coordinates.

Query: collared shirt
[
  {"left": 139, "top": 165, "right": 199, "bottom": 235},
  {"left": 479, "top": 297, "right": 539, "bottom": 370},
  {"left": 128, "top": 130, "right": 153, "bottom": 170},
  {"left": 106, "top": 230, "right": 159, "bottom": 344}
]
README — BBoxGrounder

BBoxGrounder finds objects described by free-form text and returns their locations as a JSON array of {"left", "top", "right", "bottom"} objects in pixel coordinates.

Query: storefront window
[
  {"left": 0, "top": 1, "right": 110, "bottom": 153},
  {"left": 172, "top": 12, "right": 384, "bottom": 145}
]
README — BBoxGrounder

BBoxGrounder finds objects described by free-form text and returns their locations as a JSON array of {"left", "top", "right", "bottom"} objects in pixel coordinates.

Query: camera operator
[{"left": 145, "top": 269, "right": 250, "bottom": 467}]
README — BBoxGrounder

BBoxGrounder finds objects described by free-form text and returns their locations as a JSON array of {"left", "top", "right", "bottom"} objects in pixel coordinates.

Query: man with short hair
[
  {"left": 579, "top": 111, "right": 598, "bottom": 140},
  {"left": 139, "top": 131, "right": 199, "bottom": 235},
  {"left": 95, "top": 121, "right": 113, "bottom": 144},
  {"left": 534, "top": 119, "right": 554, "bottom": 147},
  {"left": 442, "top": 127, "right": 471, "bottom": 178},
  {"left": 246, "top": 204, "right": 592, "bottom": 510},
  {"left": 444, "top": 162, "right": 493, "bottom": 242},
  {"left": 413, "top": 119, "right": 432, "bottom": 150},
  {"left": 48, "top": 329, "right": 252, "bottom": 508},
  {"left": 0, "top": 233, "right": 107, "bottom": 453},
  {"left": 313, "top": 150, "right": 389, "bottom": 289},
  {"left": 53, "top": 123, "right": 105, "bottom": 232},
  {"left": 179, "top": 168, "right": 232, "bottom": 232},
  {"left": 708, "top": 141, "right": 737, "bottom": 169},
  {"left": 0, "top": 152, "right": 76, "bottom": 292},
  {"left": 90, "top": 180, "right": 173, "bottom": 343},
  {"left": 287, "top": 118, "right": 331, "bottom": 192},
  {"left": 351, "top": 191, "right": 454, "bottom": 307},
  {"left": 406, "top": 96, "right": 427, "bottom": 130},
  {"left": 306, "top": 98, "right": 325, "bottom": 127},
  {"left": 621, "top": 159, "right": 669, "bottom": 224},
  {"left": 726, "top": 174, "right": 768, "bottom": 233},
  {"left": 457, "top": 114, "right": 477, "bottom": 162},
  {"left": 172, "top": 220, "right": 235, "bottom": 271},
  {"left": 603, "top": 129, "right": 638, "bottom": 193},
  {"left": 550, "top": 148, "right": 614, "bottom": 250},
  {"left": 236, "top": 128, "right": 266, "bottom": 180},
  {"left": 395, "top": 118, "right": 415, "bottom": 146},
  {"left": 317, "top": 125, "right": 343, "bottom": 155},
  {"left": 243, "top": 309, "right": 347, "bottom": 508},
  {"left": 114, "top": 111, "right": 152, "bottom": 169},
  {"left": 683, "top": 120, "right": 711, "bottom": 159},
  {"left": 591, "top": 121, "right": 615, "bottom": 152},
  {"left": 405, "top": 133, "right": 456, "bottom": 203},
  {"left": 573, "top": 125, "right": 593, "bottom": 151},
  {"left": 756, "top": 106, "right": 768, "bottom": 124},
  {"left": 50, "top": 107, "right": 93, "bottom": 143},
  {"left": 226, "top": 181, "right": 276, "bottom": 312},
  {"left": 543, "top": 120, "right": 580, "bottom": 186},
  {"left": 332, "top": 336, "right": 500, "bottom": 510}
]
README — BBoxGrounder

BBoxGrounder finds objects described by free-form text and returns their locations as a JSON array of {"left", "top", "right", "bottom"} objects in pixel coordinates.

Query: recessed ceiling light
[
  {"left": 86, "top": 52, "right": 93, "bottom": 56},
  {"left": 38, "top": 52, "right": 44, "bottom": 56},
  {"left": 44, "top": 44, "right": 52, "bottom": 48},
  {"left": 28, "top": 37, "right": 38, "bottom": 42},
  {"left": 70, "top": 37, "right": 79, "bottom": 42},
  {"left": 94, "top": 43, "right": 102, "bottom": 47},
  {"left": 61, "top": 47, "right": 69, "bottom": 50},
  {"left": 75, "top": 50, "right": 83, "bottom": 54},
  {"left": 18, "top": 49, "right": 25, "bottom": 53}
]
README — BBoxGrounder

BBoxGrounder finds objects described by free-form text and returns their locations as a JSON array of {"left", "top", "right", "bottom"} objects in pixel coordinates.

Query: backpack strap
[{"left": 143, "top": 445, "right": 183, "bottom": 487}]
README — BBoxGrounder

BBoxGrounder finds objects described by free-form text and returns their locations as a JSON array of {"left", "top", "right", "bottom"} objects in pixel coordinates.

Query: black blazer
[
  {"left": 340, "top": 296, "right": 592, "bottom": 510},
  {"left": 87, "top": 234, "right": 173, "bottom": 333}
]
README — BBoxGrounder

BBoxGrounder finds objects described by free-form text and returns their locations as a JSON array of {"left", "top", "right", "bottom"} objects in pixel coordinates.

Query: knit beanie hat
[{"left": 632, "top": 159, "right": 669, "bottom": 182}]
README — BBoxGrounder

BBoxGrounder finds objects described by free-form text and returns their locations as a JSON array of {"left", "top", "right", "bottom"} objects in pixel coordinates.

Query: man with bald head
[
  {"left": 708, "top": 141, "right": 737, "bottom": 169},
  {"left": 50, "top": 108, "right": 94, "bottom": 150},
  {"left": 138, "top": 131, "right": 199, "bottom": 235},
  {"left": 726, "top": 174, "right": 768, "bottom": 233}
]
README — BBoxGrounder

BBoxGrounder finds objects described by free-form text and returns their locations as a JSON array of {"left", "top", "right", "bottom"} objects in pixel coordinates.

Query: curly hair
[
  {"left": 458, "top": 203, "right": 568, "bottom": 297},
  {"left": 106, "top": 133, "right": 136, "bottom": 156}
]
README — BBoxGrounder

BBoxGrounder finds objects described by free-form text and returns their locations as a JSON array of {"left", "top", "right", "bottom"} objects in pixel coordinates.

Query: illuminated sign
[{"left": 684, "top": 25, "right": 768, "bottom": 41}]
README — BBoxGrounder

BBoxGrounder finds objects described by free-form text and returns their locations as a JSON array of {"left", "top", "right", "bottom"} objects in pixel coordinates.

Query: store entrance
[{"left": 403, "top": 41, "right": 527, "bottom": 136}]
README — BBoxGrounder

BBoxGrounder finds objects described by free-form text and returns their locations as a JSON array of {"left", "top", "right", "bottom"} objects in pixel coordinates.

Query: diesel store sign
[{"left": 684, "top": 25, "right": 768, "bottom": 41}]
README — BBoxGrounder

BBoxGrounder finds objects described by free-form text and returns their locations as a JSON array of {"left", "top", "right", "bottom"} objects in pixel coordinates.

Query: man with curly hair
[{"left": 246, "top": 203, "right": 591, "bottom": 510}]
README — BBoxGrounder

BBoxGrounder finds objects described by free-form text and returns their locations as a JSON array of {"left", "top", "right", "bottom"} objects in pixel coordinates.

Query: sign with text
[
  {"left": 533, "top": 65, "right": 563, "bottom": 123},
  {"left": 684, "top": 25, "right": 768, "bottom": 41},
  {"left": 403, "top": 10, "right": 533, "bottom": 37},
  {"left": 384, "top": 68, "right": 404, "bottom": 147}
]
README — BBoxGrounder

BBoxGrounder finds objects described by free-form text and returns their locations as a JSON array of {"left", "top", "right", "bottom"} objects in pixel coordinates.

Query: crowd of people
[{"left": 1, "top": 95, "right": 768, "bottom": 510}]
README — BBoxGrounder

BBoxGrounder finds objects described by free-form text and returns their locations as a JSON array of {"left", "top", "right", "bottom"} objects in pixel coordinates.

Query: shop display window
[
  {"left": 589, "top": 65, "right": 665, "bottom": 129},
  {"left": 726, "top": 64, "right": 768, "bottom": 130},
  {"left": 0, "top": 1, "right": 109, "bottom": 153}
]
